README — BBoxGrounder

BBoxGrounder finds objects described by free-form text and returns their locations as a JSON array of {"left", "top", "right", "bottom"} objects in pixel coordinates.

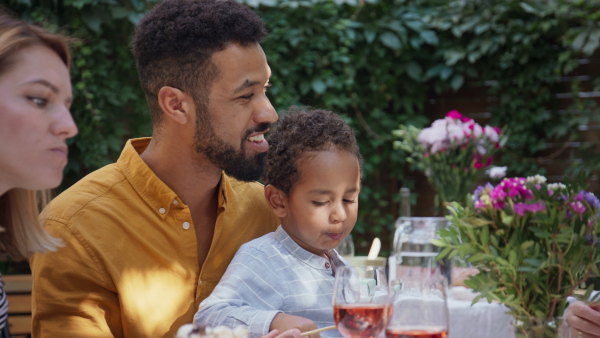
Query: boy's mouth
[{"left": 326, "top": 232, "right": 343, "bottom": 240}]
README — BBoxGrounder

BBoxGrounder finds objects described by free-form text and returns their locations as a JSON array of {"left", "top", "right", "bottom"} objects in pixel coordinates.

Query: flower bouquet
[
  {"left": 393, "top": 110, "right": 504, "bottom": 211},
  {"left": 434, "top": 175, "right": 600, "bottom": 337}
]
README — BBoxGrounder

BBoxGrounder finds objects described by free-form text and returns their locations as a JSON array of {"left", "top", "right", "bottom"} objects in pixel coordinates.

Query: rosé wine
[
  {"left": 385, "top": 327, "right": 447, "bottom": 338},
  {"left": 334, "top": 304, "right": 388, "bottom": 338}
]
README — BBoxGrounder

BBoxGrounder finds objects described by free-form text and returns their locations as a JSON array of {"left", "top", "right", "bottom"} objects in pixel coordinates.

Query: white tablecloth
[{"left": 448, "top": 287, "right": 515, "bottom": 338}]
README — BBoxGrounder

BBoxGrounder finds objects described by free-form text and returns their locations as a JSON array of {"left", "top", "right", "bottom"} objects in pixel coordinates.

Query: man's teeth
[{"left": 247, "top": 134, "right": 265, "bottom": 142}]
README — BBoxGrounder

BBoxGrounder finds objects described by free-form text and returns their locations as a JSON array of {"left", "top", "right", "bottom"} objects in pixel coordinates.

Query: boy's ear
[
  {"left": 264, "top": 184, "right": 287, "bottom": 218},
  {"left": 157, "top": 86, "right": 193, "bottom": 125}
]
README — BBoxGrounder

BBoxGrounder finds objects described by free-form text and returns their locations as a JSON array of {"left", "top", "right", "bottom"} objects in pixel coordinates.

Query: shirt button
[
  {"left": 172, "top": 199, "right": 178, "bottom": 205},
  {"left": 182, "top": 222, "right": 190, "bottom": 230},
  {"left": 158, "top": 207, "right": 166, "bottom": 214},
  {"left": 199, "top": 279, "right": 203, "bottom": 286},
  {"left": 325, "top": 262, "right": 331, "bottom": 269}
]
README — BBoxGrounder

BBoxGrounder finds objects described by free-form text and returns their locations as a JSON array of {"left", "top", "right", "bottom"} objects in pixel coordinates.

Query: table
[{"left": 448, "top": 287, "right": 515, "bottom": 338}]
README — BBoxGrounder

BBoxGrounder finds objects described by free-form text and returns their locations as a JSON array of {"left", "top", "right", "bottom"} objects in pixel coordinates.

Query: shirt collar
[
  {"left": 274, "top": 226, "right": 345, "bottom": 270},
  {"left": 117, "top": 137, "right": 232, "bottom": 218}
]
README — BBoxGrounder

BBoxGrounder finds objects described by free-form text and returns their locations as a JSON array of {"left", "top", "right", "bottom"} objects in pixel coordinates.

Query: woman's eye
[{"left": 28, "top": 97, "right": 48, "bottom": 108}]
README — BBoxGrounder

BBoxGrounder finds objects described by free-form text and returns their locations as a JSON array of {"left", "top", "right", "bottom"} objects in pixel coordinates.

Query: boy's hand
[
  {"left": 270, "top": 313, "right": 319, "bottom": 338},
  {"left": 261, "top": 329, "right": 302, "bottom": 338}
]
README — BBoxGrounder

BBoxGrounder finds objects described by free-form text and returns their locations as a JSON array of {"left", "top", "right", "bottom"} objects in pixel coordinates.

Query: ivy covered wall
[{"left": 4, "top": 0, "right": 600, "bottom": 255}]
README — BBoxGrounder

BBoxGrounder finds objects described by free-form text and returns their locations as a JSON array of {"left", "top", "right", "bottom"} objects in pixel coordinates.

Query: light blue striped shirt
[{"left": 194, "top": 226, "right": 346, "bottom": 338}]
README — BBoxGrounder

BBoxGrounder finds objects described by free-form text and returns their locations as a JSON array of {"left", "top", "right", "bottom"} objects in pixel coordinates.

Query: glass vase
[{"left": 512, "top": 316, "right": 570, "bottom": 338}]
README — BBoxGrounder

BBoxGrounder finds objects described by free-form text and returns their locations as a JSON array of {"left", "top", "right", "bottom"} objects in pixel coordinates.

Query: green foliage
[
  {"left": 434, "top": 176, "right": 600, "bottom": 330},
  {"left": 246, "top": 0, "right": 600, "bottom": 251},
  {"left": 6, "top": 0, "right": 600, "bottom": 254}
]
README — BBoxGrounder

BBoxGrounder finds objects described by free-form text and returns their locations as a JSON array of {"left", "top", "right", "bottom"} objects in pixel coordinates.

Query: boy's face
[{"left": 280, "top": 148, "right": 361, "bottom": 257}]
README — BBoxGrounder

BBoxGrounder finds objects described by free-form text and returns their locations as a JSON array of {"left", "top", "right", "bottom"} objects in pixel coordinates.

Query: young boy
[{"left": 193, "top": 107, "right": 363, "bottom": 338}]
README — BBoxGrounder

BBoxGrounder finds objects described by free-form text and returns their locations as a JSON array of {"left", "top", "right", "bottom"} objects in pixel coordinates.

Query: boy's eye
[{"left": 312, "top": 201, "right": 327, "bottom": 206}]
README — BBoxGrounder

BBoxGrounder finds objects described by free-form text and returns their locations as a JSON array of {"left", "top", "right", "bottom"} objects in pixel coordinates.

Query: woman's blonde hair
[{"left": 0, "top": 12, "right": 71, "bottom": 260}]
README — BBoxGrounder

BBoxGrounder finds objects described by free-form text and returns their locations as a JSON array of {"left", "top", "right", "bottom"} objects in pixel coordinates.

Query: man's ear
[
  {"left": 264, "top": 184, "right": 287, "bottom": 218},
  {"left": 157, "top": 86, "right": 193, "bottom": 125}
]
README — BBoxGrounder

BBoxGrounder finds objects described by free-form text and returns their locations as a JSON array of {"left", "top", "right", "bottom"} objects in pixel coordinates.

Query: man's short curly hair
[
  {"left": 131, "top": 0, "right": 267, "bottom": 126},
  {"left": 263, "top": 107, "right": 363, "bottom": 194}
]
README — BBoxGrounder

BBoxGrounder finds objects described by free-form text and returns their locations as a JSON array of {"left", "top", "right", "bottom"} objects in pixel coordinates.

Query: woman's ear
[
  {"left": 264, "top": 184, "right": 287, "bottom": 218},
  {"left": 157, "top": 86, "right": 193, "bottom": 125}
]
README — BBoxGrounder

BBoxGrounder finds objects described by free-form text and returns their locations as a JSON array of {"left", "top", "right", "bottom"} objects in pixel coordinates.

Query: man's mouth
[{"left": 247, "top": 134, "right": 265, "bottom": 143}]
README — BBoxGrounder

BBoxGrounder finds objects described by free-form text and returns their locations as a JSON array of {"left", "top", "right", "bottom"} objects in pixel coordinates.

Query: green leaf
[
  {"left": 406, "top": 61, "right": 423, "bottom": 81},
  {"left": 364, "top": 30, "right": 376, "bottom": 44},
  {"left": 445, "top": 49, "right": 466, "bottom": 66},
  {"left": 311, "top": 79, "right": 327, "bottom": 94},
  {"left": 419, "top": 30, "right": 439, "bottom": 45},
  {"left": 450, "top": 74, "right": 464, "bottom": 91},
  {"left": 519, "top": 2, "right": 537, "bottom": 14},
  {"left": 572, "top": 31, "right": 588, "bottom": 52},
  {"left": 501, "top": 211, "right": 514, "bottom": 226},
  {"left": 380, "top": 32, "right": 402, "bottom": 50}
]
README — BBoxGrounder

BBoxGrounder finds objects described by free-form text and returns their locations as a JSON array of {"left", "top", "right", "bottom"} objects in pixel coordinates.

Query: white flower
[
  {"left": 547, "top": 182, "right": 567, "bottom": 191},
  {"left": 526, "top": 175, "right": 547, "bottom": 184},
  {"left": 484, "top": 125, "right": 499, "bottom": 143},
  {"left": 486, "top": 166, "right": 507, "bottom": 179}
]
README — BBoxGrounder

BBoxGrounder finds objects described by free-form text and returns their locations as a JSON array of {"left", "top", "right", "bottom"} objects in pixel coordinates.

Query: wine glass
[
  {"left": 333, "top": 265, "right": 390, "bottom": 338},
  {"left": 386, "top": 277, "right": 449, "bottom": 338}
]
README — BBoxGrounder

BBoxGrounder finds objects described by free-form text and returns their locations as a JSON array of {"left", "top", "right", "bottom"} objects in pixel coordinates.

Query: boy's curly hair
[
  {"left": 131, "top": 0, "right": 267, "bottom": 126},
  {"left": 263, "top": 107, "right": 363, "bottom": 194}
]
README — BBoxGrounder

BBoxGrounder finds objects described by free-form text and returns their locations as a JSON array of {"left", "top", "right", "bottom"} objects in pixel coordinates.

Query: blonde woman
[{"left": 0, "top": 12, "right": 77, "bottom": 334}]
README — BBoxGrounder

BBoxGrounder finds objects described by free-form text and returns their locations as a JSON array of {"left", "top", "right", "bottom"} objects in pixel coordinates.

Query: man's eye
[
  {"left": 264, "top": 84, "right": 272, "bottom": 92},
  {"left": 240, "top": 93, "right": 254, "bottom": 99}
]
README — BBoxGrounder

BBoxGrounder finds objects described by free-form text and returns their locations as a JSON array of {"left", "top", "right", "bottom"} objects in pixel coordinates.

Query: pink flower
[
  {"left": 474, "top": 161, "right": 483, "bottom": 169},
  {"left": 461, "top": 116, "right": 472, "bottom": 123},
  {"left": 486, "top": 156, "right": 493, "bottom": 166},
  {"left": 493, "top": 126, "right": 501, "bottom": 134},
  {"left": 446, "top": 110, "right": 463, "bottom": 119},
  {"left": 570, "top": 201, "right": 586, "bottom": 215},
  {"left": 514, "top": 202, "right": 545, "bottom": 216}
]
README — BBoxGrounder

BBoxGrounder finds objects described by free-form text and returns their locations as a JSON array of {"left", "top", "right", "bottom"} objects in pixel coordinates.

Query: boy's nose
[{"left": 330, "top": 203, "right": 347, "bottom": 223}]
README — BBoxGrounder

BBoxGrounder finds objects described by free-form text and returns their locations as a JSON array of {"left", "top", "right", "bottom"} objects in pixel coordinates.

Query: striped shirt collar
[{"left": 273, "top": 226, "right": 346, "bottom": 271}]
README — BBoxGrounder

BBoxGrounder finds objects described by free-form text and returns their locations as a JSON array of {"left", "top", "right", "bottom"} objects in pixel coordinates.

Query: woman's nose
[{"left": 52, "top": 106, "right": 78, "bottom": 140}]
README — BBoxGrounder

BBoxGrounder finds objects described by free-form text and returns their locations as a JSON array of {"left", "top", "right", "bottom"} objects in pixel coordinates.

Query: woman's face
[{"left": 0, "top": 44, "right": 78, "bottom": 193}]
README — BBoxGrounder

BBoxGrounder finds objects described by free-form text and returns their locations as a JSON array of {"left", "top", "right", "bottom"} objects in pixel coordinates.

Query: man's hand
[
  {"left": 565, "top": 301, "right": 600, "bottom": 338},
  {"left": 270, "top": 313, "right": 319, "bottom": 338}
]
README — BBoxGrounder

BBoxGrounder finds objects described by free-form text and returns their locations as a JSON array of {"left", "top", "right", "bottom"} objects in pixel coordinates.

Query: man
[{"left": 30, "top": 1, "right": 296, "bottom": 336}]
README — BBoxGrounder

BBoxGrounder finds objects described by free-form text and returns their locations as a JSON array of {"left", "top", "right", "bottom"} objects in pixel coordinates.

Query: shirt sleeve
[
  {"left": 194, "top": 245, "right": 287, "bottom": 338},
  {"left": 30, "top": 219, "right": 122, "bottom": 338}
]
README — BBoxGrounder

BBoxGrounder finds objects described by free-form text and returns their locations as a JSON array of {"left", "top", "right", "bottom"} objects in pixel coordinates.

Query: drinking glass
[
  {"left": 333, "top": 265, "right": 390, "bottom": 338},
  {"left": 386, "top": 277, "right": 449, "bottom": 338},
  {"left": 336, "top": 234, "right": 355, "bottom": 259}
]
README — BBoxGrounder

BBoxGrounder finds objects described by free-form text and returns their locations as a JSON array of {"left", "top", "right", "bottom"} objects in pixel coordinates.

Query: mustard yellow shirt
[{"left": 30, "top": 138, "right": 279, "bottom": 338}]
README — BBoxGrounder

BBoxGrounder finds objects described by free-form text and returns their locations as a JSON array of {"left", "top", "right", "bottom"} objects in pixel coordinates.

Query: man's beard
[{"left": 192, "top": 100, "right": 270, "bottom": 182}]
